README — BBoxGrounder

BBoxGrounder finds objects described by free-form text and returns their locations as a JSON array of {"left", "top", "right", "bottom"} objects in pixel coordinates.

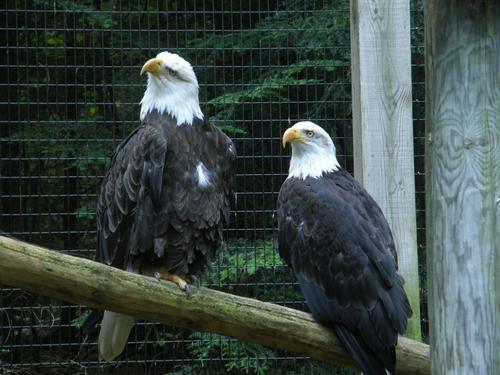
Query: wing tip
[{"left": 334, "top": 325, "right": 395, "bottom": 375}]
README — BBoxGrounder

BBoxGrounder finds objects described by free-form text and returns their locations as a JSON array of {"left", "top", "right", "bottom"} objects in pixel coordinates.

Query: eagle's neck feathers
[
  {"left": 288, "top": 142, "right": 340, "bottom": 180},
  {"left": 140, "top": 75, "right": 203, "bottom": 126}
]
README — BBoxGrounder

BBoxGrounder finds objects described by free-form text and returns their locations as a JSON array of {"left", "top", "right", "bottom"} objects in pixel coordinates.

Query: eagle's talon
[{"left": 154, "top": 268, "right": 190, "bottom": 292}]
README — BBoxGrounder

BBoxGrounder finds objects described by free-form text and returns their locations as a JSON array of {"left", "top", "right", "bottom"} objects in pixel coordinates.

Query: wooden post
[
  {"left": 350, "top": 0, "right": 421, "bottom": 339},
  {"left": 425, "top": 1, "right": 499, "bottom": 373},
  {"left": 0, "top": 235, "right": 430, "bottom": 374}
]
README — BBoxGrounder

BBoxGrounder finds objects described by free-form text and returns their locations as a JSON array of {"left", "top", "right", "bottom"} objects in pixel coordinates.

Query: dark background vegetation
[{"left": 0, "top": 0, "right": 425, "bottom": 374}]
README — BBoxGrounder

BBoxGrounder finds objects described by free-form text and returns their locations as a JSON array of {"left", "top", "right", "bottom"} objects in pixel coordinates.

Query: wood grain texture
[
  {"left": 350, "top": 0, "right": 421, "bottom": 339},
  {"left": 425, "top": 1, "right": 499, "bottom": 374},
  {"left": 0, "top": 235, "right": 430, "bottom": 374}
]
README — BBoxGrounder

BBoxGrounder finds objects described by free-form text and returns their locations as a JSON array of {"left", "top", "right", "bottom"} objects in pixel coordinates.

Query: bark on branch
[{"left": 0, "top": 236, "right": 429, "bottom": 374}]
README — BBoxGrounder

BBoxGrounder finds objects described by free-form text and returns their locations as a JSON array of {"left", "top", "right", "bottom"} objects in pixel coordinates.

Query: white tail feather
[{"left": 98, "top": 310, "right": 135, "bottom": 361}]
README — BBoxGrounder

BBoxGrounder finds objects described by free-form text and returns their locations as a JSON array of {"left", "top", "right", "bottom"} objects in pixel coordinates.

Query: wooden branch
[{"left": 0, "top": 235, "right": 430, "bottom": 374}]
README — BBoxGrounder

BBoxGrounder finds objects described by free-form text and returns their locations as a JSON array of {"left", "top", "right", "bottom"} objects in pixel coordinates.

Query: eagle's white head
[
  {"left": 140, "top": 51, "right": 203, "bottom": 125},
  {"left": 282, "top": 121, "right": 340, "bottom": 179}
]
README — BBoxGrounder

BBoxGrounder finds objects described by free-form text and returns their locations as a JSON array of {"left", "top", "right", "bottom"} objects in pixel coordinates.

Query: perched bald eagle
[
  {"left": 278, "top": 122, "right": 412, "bottom": 375},
  {"left": 86, "top": 52, "right": 235, "bottom": 361}
]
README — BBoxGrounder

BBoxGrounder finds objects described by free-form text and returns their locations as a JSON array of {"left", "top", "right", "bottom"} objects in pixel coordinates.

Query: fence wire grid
[{"left": 1, "top": 1, "right": 426, "bottom": 374}]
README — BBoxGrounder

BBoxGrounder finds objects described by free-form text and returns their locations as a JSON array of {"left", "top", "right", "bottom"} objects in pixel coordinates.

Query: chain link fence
[{"left": 1, "top": 1, "right": 425, "bottom": 373}]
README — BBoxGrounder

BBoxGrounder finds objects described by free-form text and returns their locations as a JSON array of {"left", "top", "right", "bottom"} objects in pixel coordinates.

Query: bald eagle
[
  {"left": 278, "top": 122, "right": 412, "bottom": 375},
  {"left": 86, "top": 52, "right": 235, "bottom": 361}
]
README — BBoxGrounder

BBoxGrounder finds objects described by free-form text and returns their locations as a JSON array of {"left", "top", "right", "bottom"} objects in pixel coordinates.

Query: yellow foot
[{"left": 154, "top": 267, "right": 190, "bottom": 293}]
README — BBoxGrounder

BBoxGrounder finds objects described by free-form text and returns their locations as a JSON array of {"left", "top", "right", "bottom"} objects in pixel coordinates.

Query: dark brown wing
[
  {"left": 277, "top": 169, "right": 412, "bottom": 375},
  {"left": 96, "top": 125, "right": 167, "bottom": 270}
]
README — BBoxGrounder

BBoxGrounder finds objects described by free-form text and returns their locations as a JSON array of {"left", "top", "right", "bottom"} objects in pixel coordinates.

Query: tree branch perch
[{"left": 0, "top": 236, "right": 429, "bottom": 374}]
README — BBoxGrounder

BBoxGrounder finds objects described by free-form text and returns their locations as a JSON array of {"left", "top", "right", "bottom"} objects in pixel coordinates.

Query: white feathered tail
[{"left": 98, "top": 311, "right": 135, "bottom": 361}]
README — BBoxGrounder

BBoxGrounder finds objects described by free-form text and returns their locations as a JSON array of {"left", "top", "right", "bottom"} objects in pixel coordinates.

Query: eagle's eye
[
  {"left": 306, "top": 130, "right": 314, "bottom": 137},
  {"left": 168, "top": 68, "right": 177, "bottom": 76}
]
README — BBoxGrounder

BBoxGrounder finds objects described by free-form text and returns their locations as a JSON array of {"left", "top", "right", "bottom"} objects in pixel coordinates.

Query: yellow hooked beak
[
  {"left": 140, "top": 58, "right": 163, "bottom": 76},
  {"left": 282, "top": 127, "right": 304, "bottom": 148}
]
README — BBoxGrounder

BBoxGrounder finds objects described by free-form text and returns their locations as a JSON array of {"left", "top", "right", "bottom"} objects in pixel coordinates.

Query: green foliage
[
  {"left": 75, "top": 202, "right": 95, "bottom": 222},
  {"left": 137, "top": 329, "right": 177, "bottom": 351},
  {"left": 33, "top": 0, "right": 116, "bottom": 29},
  {"left": 183, "top": 333, "right": 273, "bottom": 374},
  {"left": 212, "top": 240, "right": 284, "bottom": 284},
  {"left": 152, "top": 331, "right": 177, "bottom": 349},
  {"left": 201, "top": 238, "right": 304, "bottom": 305},
  {"left": 190, "top": 1, "right": 351, "bottom": 131},
  {"left": 70, "top": 311, "right": 91, "bottom": 328},
  {"left": 165, "top": 331, "right": 355, "bottom": 375}
]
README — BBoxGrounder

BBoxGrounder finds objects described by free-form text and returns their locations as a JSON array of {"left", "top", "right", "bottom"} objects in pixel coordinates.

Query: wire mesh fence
[{"left": 1, "top": 0, "right": 425, "bottom": 374}]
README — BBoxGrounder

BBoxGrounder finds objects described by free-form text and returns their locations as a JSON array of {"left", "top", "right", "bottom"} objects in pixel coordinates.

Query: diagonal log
[{"left": 0, "top": 235, "right": 429, "bottom": 374}]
